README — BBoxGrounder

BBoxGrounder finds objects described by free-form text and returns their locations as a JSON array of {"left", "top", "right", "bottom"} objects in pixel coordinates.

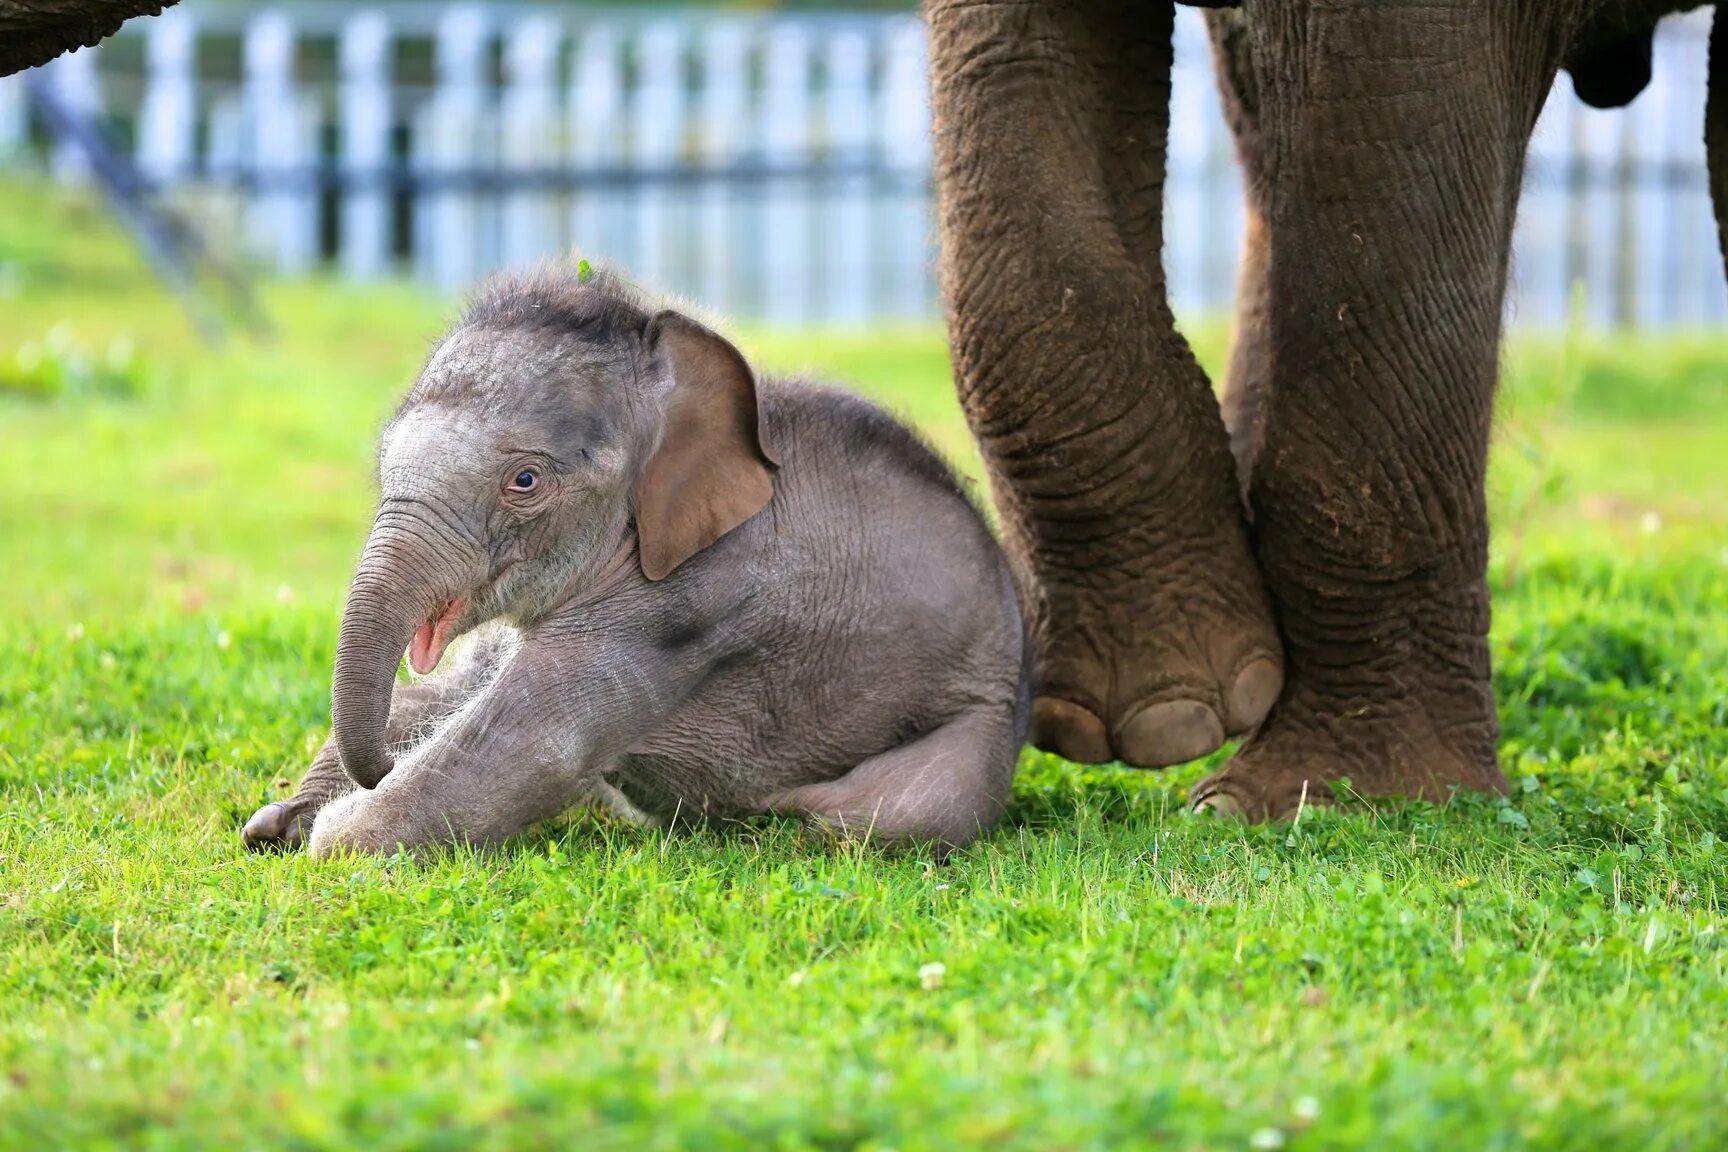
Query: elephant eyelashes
[{"left": 502, "top": 464, "right": 554, "bottom": 509}]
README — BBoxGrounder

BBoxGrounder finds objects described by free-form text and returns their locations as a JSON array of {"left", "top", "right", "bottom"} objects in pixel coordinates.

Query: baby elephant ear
[{"left": 636, "top": 310, "right": 780, "bottom": 581}]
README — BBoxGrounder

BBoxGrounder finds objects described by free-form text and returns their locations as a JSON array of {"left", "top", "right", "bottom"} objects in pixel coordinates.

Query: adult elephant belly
[{"left": 926, "top": 0, "right": 1286, "bottom": 773}]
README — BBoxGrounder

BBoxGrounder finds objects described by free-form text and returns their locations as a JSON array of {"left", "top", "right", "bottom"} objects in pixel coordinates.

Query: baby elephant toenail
[{"left": 1117, "top": 700, "right": 1225, "bottom": 768}]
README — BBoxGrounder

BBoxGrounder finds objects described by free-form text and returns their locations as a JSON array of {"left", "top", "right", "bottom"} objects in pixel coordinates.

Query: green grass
[{"left": 1, "top": 178, "right": 1725, "bottom": 1149}]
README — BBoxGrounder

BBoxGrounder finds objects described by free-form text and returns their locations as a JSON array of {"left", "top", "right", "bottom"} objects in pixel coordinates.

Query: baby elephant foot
[
  {"left": 304, "top": 790, "right": 412, "bottom": 859},
  {"left": 242, "top": 798, "right": 320, "bottom": 851},
  {"left": 244, "top": 744, "right": 357, "bottom": 852}
]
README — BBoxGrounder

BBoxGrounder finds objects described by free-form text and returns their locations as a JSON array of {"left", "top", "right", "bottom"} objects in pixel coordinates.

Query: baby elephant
[{"left": 243, "top": 268, "right": 1027, "bottom": 857}]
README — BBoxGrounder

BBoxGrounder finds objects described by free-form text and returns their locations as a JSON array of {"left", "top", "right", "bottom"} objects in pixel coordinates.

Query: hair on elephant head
[{"left": 330, "top": 268, "right": 779, "bottom": 790}]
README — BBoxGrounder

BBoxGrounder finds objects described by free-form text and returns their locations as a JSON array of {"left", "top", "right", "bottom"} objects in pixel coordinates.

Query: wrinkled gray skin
[
  {"left": 927, "top": 0, "right": 1727, "bottom": 822},
  {"left": 243, "top": 269, "right": 1027, "bottom": 857}
]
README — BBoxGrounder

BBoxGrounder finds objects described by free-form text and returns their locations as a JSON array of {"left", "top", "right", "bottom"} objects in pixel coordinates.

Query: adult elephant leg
[
  {"left": 1206, "top": 6, "right": 1273, "bottom": 495},
  {"left": 1193, "top": 2, "right": 1570, "bottom": 819},
  {"left": 928, "top": 0, "right": 1282, "bottom": 768},
  {"left": 1708, "top": 7, "right": 1728, "bottom": 266}
]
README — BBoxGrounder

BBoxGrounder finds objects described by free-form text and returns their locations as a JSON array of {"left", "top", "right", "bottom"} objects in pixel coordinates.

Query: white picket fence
[{"left": 0, "top": 2, "right": 1723, "bottom": 327}]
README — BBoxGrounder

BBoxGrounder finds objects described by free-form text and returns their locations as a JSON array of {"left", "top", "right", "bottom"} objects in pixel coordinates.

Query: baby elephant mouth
[{"left": 408, "top": 596, "right": 465, "bottom": 676}]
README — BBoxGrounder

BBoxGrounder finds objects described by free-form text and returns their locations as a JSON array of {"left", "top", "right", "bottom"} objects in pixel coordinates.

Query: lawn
[{"left": 1, "top": 178, "right": 1725, "bottom": 1150}]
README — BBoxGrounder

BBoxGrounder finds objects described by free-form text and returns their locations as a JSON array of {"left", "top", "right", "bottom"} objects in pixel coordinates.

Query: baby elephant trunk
[{"left": 331, "top": 519, "right": 478, "bottom": 789}]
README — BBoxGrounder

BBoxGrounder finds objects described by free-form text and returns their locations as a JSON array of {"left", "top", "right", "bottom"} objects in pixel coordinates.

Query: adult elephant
[
  {"left": 0, "top": 1, "right": 177, "bottom": 76},
  {"left": 926, "top": 0, "right": 1728, "bottom": 819}
]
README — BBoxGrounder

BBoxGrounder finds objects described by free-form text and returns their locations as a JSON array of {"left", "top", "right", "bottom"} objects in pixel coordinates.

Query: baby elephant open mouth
[
  {"left": 244, "top": 265, "right": 1028, "bottom": 858},
  {"left": 408, "top": 597, "right": 464, "bottom": 677}
]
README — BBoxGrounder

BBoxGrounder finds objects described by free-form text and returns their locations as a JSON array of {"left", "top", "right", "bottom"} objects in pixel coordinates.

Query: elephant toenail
[
  {"left": 1225, "top": 656, "right": 1283, "bottom": 734},
  {"left": 1030, "top": 698, "right": 1113, "bottom": 764},
  {"left": 1117, "top": 700, "right": 1225, "bottom": 768},
  {"left": 1193, "top": 792, "right": 1244, "bottom": 819}
]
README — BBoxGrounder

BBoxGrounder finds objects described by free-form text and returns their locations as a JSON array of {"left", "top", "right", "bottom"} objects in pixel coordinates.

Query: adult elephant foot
[
  {"left": 1191, "top": 577, "right": 1506, "bottom": 820},
  {"left": 1190, "top": 679, "right": 1506, "bottom": 822},
  {"left": 1029, "top": 535, "right": 1283, "bottom": 769},
  {"left": 928, "top": 0, "right": 1281, "bottom": 768},
  {"left": 1191, "top": 716, "right": 1506, "bottom": 823},
  {"left": 1175, "top": 2, "right": 1572, "bottom": 817}
]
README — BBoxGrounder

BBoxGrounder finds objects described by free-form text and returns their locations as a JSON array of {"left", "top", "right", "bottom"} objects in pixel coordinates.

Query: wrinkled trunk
[
  {"left": 1708, "top": 7, "right": 1728, "bottom": 273},
  {"left": 330, "top": 518, "right": 472, "bottom": 789}
]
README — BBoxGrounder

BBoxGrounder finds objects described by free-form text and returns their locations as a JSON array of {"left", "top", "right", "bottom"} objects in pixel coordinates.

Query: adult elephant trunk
[
  {"left": 331, "top": 510, "right": 480, "bottom": 789},
  {"left": 1708, "top": 6, "right": 1728, "bottom": 269}
]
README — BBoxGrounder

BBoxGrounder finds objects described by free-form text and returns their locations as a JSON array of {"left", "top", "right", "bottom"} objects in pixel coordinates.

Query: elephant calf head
[{"left": 331, "top": 268, "right": 778, "bottom": 788}]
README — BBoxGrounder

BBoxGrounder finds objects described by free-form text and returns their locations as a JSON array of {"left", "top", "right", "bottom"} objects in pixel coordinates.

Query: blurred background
[
  {"left": 0, "top": 1, "right": 1724, "bottom": 628},
  {"left": 3, "top": 0, "right": 1724, "bottom": 326}
]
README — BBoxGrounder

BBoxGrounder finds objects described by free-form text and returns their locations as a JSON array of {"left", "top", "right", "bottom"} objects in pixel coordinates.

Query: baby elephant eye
[{"left": 507, "top": 468, "right": 540, "bottom": 493}]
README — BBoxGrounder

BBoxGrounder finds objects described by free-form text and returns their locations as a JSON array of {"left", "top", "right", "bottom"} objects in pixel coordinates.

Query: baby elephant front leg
[
  {"left": 307, "top": 693, "right": 579, "bottom": 857},
  {"left": 307, "top": 632, "right": 686, "bottom": 857},
  {"left": 244, "top": 627, "right": 517, "bottom": 851},
  {"left": 771, "top": 702, "right": 1020, "bottom": 855},
  {"left": 242, "top": 741, "right": 350, "bottom": 850}
]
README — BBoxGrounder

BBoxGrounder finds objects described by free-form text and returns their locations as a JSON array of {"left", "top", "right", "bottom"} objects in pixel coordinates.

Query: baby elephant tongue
[{"left": 408, "top": 599, "right": 462, "bottom": 675}]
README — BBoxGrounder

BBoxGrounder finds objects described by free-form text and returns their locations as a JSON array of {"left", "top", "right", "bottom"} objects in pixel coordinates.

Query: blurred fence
[{"left": 0, "top": 2, "right": 1723, "bottom": 327}]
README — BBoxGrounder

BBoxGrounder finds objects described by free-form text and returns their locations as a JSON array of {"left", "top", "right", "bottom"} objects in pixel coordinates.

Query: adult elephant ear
[{"left": 635, "top": 311, "right": 780, "bottom": 581}]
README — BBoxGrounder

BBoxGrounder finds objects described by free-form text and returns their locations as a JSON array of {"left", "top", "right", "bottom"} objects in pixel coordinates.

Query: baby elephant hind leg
[{"left": 771, "top": 704, "right": 1021, "bottom": 856}]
